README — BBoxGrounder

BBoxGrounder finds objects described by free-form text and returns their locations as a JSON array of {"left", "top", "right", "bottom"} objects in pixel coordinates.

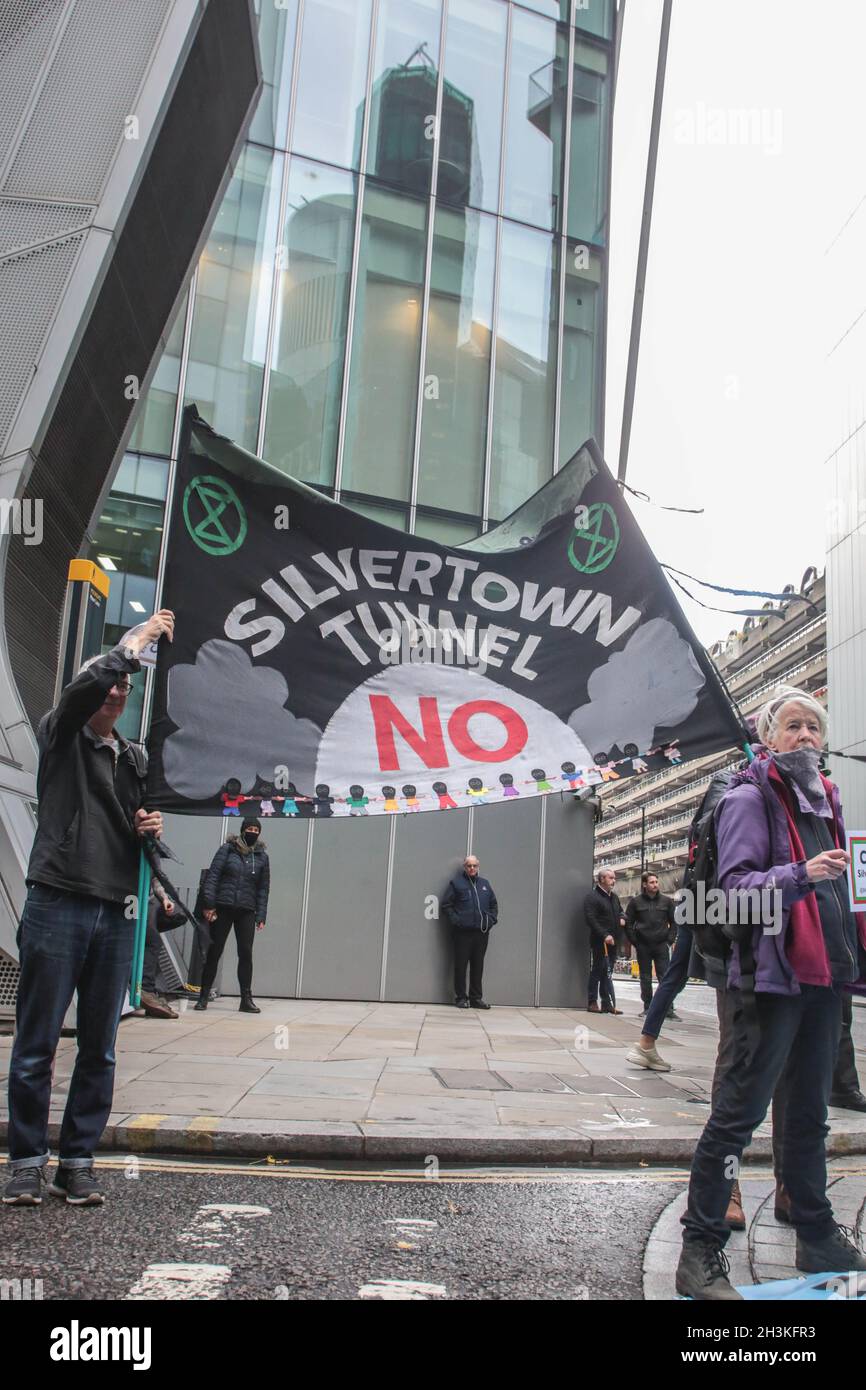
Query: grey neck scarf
[{"left": 773, "top": 747, "right": 830, "bottom": 815}]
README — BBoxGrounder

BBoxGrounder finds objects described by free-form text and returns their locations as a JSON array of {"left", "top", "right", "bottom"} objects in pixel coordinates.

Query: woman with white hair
[{"left": 676, "top": 686, "right": 866, "bottom": 1300}]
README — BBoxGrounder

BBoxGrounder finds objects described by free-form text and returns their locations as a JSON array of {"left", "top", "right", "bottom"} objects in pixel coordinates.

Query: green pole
[{"left": 130, "top": 848, "right": 152, "bottom": 1007}]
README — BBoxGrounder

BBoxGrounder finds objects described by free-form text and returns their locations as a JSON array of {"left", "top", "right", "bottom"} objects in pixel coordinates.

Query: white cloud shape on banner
[
  {"left": 162, "top": 639, "right": 322, "bottom": 799},
  {"left": 567, "top": 617, "right": 705, "bottom": 756}
]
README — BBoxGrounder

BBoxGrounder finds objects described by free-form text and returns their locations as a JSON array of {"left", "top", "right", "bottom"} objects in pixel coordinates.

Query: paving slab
[{"left": 2, "top": 989, "right": 864, "bottom": 1165}]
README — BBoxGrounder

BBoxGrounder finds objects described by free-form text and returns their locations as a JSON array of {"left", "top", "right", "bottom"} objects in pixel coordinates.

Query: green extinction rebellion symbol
[
  {"left": 568, "top": 501, "right": 620, "bottom": 574},
  {"left": 183, "top": 475, "right": 247, "bottom": 556}
]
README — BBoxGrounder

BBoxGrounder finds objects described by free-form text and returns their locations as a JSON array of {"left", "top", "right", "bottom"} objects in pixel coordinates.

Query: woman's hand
[
  {"left": 256, "top": 921, "right": 265, "bottom": 932},
  {"left": 805, "top": 849, "right": 849, "bottom": 883}
]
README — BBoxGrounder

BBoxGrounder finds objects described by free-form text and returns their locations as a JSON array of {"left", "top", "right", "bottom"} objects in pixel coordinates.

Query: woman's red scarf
[{"left": 767, "top": 763, "right": 834, "bottom": 987}]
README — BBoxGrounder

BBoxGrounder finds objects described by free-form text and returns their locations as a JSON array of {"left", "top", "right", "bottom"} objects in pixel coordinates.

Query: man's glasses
[{"left": 112, "top": 682, "right": 132, "bottom": 695}]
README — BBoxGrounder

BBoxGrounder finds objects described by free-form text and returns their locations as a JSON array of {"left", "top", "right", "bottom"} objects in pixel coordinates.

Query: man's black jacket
[
  {"left": 442, "top": 871, "right": 498, "bottom": 931},
  {"left": 625, "top": 891, "right": 677, "bottom": 948},
  {"left": 583, "top": 884, "right": 624, "bottom": 947},
  {"left": 204, "top": 837, "right": 270, "bottom": 922},
  {"left": 27, "top": 645, "right": 146, "bottom": 903}
]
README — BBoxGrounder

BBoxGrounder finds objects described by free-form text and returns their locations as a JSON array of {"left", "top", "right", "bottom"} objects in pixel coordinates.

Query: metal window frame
[
  {"left": 408, "top": 0, "right": 450, "bottom": 533},
  {"left": 480, "top": 0, "right": 514, "bottom": 530},
  {"left": 255, "top": 0, "right": 307, "bottom": 458},
  {"left": 333, "top": 0, "right": 380, "bottom": 499},
  {"left": 138, "top": 268, "right": 197, "bottom": 740}
]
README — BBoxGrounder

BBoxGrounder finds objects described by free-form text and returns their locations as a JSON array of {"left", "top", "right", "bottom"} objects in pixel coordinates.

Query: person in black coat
[
  {"left": 196, "top": 817, "right": 270, "bottom": 1014},
  {"left": 441, "top": 855, "right": 498, "bottom": 1009},
  {"left": 583, "top": 869, "right": 625, "bottom": 1014}
]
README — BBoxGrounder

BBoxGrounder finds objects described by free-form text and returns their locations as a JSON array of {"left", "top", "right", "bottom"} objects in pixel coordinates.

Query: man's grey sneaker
[
  {"left": 49, "top": 1167, "right": 104, "bottom": 1205},
  {"left": 796, "top": 1225, "right": 866, "bottom": 1274},
  {"left": 667, "top": 1010, "right": 682, "bottom": 1022},
  {"left": 3, "top": 1166, "right": 46, "bottom": 1206},
  {"left": 626, "top": 1043, "right": 671, "bottom": 1072},
  {"left": 456, "top": 999, "right": 471, "bottom": 1008},
  {"left": 676, "top": 1240, "right": 743, "bottom": 1300}
]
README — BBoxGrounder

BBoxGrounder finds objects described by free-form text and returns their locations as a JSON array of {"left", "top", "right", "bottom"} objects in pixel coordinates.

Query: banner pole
[{"left": 130, "top": 848, "right": 152, "bottom": 1008}]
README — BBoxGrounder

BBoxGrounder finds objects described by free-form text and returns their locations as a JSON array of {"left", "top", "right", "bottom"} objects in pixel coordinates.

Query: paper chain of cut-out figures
[{"left": 217, "top": 742, "right": 682, "bottom": 816}]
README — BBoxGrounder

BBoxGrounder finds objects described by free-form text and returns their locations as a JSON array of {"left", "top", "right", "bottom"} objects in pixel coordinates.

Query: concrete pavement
[{"left": 2, "top": 982, "right": 865, "bottom": 1163}]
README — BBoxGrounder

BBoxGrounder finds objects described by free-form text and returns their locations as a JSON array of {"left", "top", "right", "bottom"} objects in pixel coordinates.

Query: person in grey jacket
[
  {"left": 442, "top": 856, "right": 498, "bottom": 1008},
  {"left": 196, "top": 817, "right": 269, "bottom": 1014}
]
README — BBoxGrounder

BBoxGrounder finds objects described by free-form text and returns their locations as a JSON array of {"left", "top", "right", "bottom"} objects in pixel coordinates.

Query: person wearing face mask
[
  {"left": 676, "top": 686, "right": 866, "bottom": 1300},
  {"left": 196, "top": 817, "right": 269, "bottom": 1014}
]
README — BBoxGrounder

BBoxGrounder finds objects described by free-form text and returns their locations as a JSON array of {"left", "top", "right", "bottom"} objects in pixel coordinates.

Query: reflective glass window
[
  {"left": 127, "top": 294, "right": 186, "bottom": 457},
  {"left": 344, "top": 498, "right": 408, "bottom": 530},
  {"left": 417, "top": 206, "right": 495, "bottom": 515},
  {"left": 249, "top": 0, "right": 298, "bottom": 148},
  {"left": 558, "top": 242, "right": 602, "bottom": 465},
  {"left": 184, "top": 146, "right": 283, "bottom": 451},
  {"left": 413, "top": 512, "right": 479, "bottom": 544},
  {"left": 519, "top": 0, "right": 560, "bottom": 18},
  {"left": 570, "top": 0, "right": 614, "bottom": 40},
  {"left": 341, "top": 184, "right": 427, "bottom": 502},
  {"left": 292, "top": 0, "right": 373, "bottom": 171},
  {"left": 567, "top": 39, "right": 609, "bottom": 244},
  {"left": 264, "top": 159, "right": 356, "bottom": 487},
  {"left": 503, "top": 9, "right": 568, "bottom": 231},
  {"left": 366, "top": 0, "right": 442, "bottom": 198},
  {"left": 489, "top": 221, "right": 557, "bottom": 519},
  {"left": 439, "top": 0, "right": 506, "bottom": 213},
  {"left": 531, "top": 0, "right": 613, "bottom": 34}
]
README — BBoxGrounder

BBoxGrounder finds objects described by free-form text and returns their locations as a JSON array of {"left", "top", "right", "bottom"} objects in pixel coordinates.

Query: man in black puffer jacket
[
  {"left": 197, "top": 817, "right": 270, "bottom": 1013},
  {"left": 625, "top": 871, "right": 678, "bottom": 1016},
  {"left": 442, "top": 855, "right": 498, "bottom": 1009}
]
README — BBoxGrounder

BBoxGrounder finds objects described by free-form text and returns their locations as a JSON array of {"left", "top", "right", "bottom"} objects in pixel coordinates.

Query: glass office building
[{"left": 92, "top": 0, "right": 617, "bottom": 739}]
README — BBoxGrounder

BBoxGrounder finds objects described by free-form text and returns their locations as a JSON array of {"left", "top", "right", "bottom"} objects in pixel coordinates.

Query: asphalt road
[{"left": 2, "top": 1157, "right": 683, "bottom": 1301}]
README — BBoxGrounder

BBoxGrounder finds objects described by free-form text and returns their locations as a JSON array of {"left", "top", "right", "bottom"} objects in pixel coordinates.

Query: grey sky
[{"left": 605, "top": 0, "right": 861, "bottom": 645}]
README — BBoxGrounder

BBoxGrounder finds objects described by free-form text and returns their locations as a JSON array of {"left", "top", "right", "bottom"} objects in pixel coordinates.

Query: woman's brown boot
[{"left": 726, "top": 1179, "right": 746, "bottom": 1230}]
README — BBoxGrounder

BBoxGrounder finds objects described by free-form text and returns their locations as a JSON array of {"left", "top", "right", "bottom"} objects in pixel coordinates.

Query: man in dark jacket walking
[
  {"left": 583, "top": 869, "right": 625, "bottom": 1014},
  {"left": 442, "top": 855, "right": 498, "bottom": 1009},
  {"left": 197, "top": 817, "right": 270, "bottom": 1013},
  {"left": 625, "top": 872, "right": 678, "bottom": 1017},
  {"left": 3, "top": 610, "right": 174, "bottom": 1208}
]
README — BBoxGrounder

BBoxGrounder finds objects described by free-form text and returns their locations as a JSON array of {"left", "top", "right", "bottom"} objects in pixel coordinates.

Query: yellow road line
[{"left": 92, "top": 1156, "right": 866, "bottom": 1186}]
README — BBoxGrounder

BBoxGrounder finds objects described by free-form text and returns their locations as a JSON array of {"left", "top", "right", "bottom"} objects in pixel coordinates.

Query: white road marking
[
  {"left": 126, "top": 1202, "right": 271, "bottom": 1297},
  {"left": 125, "top": 1263, "right": 232, "bottom": 1300},
  {"left": 358, "top": 1279, "right": 447, "bottom": 1300}
]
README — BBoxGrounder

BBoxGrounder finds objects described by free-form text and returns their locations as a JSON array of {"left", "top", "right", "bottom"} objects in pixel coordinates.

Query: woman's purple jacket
[{"left": 714, "top": 756, "right": 866, "bottom": 997}]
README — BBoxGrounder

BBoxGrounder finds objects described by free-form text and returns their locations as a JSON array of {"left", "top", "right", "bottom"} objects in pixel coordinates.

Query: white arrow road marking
[
  {"left": 126, "top": 1203, "right": 271, "bottom": 1298},
  {"left": 178, "top": 1203, "right": 271, "bottom": 1249},
  {"left": 125, "top": 1264, "right": 232, "bottom": 1300},
  {"left": 358, "top": 1280, "right": 447, "bottom": 1300}
]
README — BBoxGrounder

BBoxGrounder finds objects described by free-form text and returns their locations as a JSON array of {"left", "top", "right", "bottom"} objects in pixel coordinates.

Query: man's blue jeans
[
  {"left": 641, "top": 925, "right": 692, "bottom": 1038},
  {"left": 8, "top": 885, "right": 133, "bottom": 1169}
]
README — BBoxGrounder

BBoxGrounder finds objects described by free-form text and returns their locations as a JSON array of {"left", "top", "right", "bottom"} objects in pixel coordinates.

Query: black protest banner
[{"left": 145, "top": 408, "right": 745, "bottom": 819}]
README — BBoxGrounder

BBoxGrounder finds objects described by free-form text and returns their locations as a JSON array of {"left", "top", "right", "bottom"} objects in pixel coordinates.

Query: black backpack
[{"left": 678, "top": 762, "right": 766, "bottom": 1060}]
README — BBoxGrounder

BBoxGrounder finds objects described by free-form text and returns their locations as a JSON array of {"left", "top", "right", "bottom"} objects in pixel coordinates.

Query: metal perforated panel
[
  {"left": 0, "top": 947, "right": 20, "bottom": 1009},
  {"left": 0, "top": 0, "right": 65, "bottom": 159},
  {"left": 0, "top": 233, "right": 85, "bottom": 451},
  {"left": 0, "top": 197, "right": 93, "bottom": 256},
  {"left": 2, "top": 0, "right": 171, "bottom": 203}
]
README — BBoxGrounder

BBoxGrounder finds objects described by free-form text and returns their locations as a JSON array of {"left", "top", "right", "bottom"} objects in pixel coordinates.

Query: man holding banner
[{"left": 3, "top": 610, "right": 173, "bottom": 1208}]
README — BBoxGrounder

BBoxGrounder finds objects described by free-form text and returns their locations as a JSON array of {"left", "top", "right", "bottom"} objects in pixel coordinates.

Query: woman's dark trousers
[
  {"left": 682, "top": 984, "right": 843, "bottom": 1248},
  {"left": 200, "top": 908, "right": 256, "bottom": 996}
]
